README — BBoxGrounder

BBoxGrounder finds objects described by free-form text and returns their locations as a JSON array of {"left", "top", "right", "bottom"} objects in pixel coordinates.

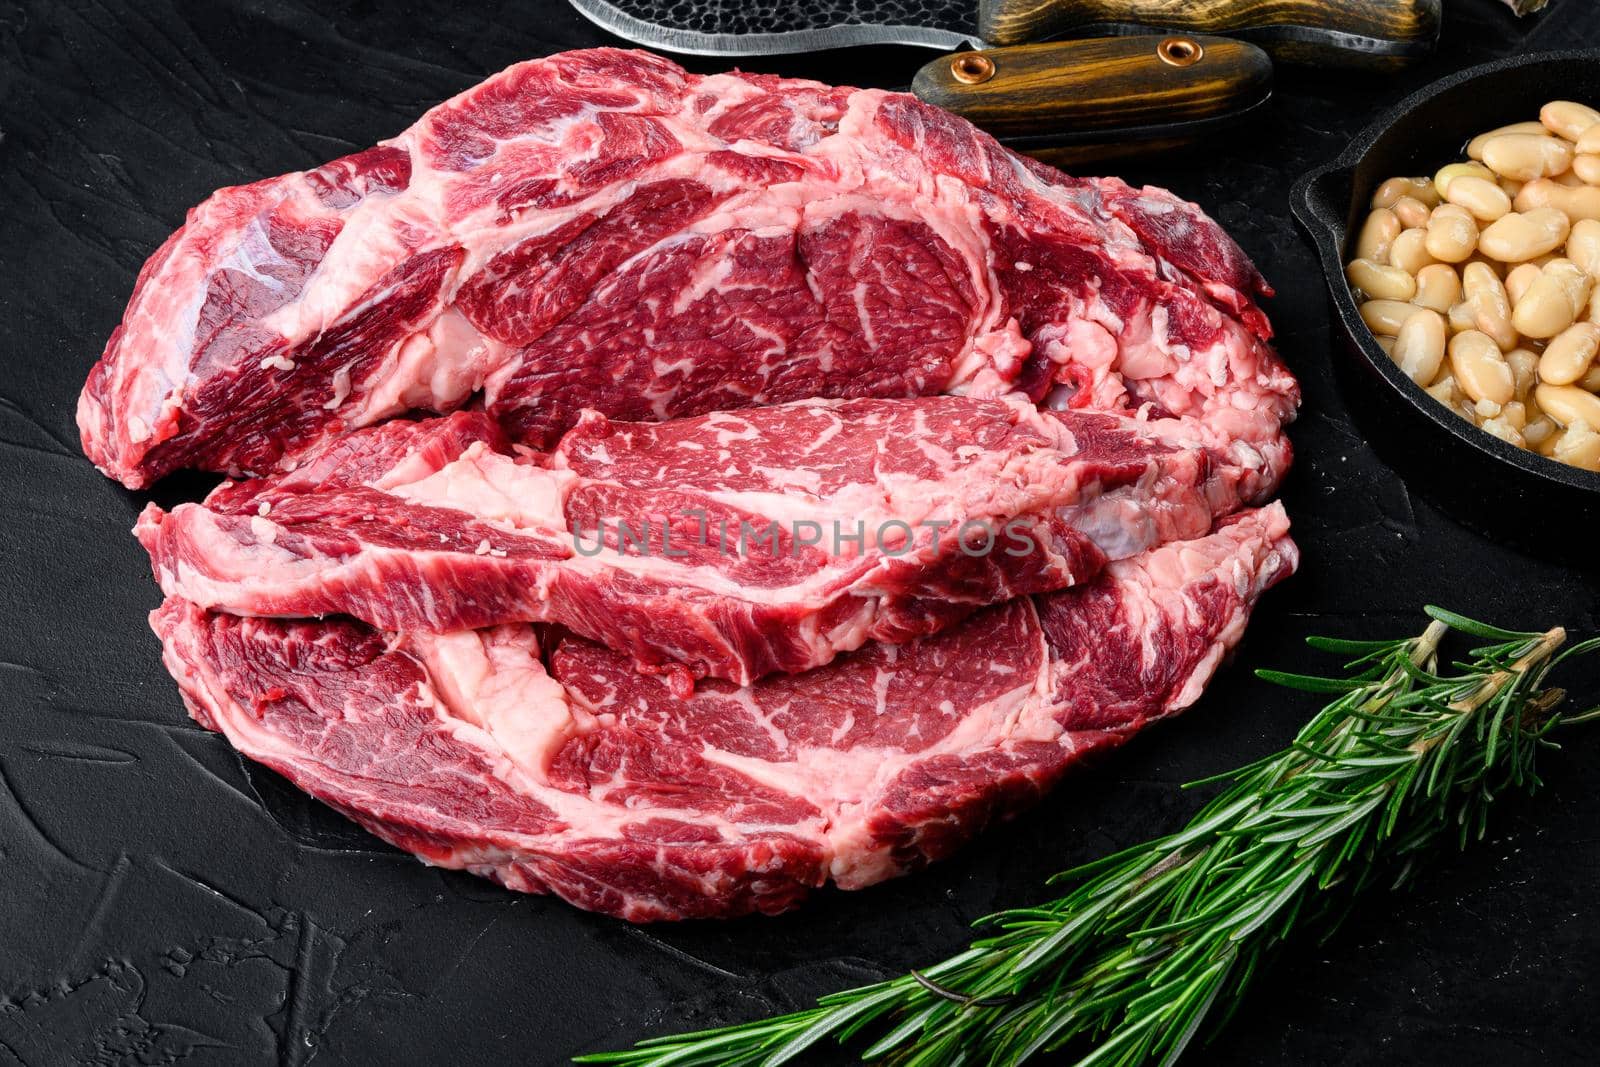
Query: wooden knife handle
[
  {"left": 912, "top": 35, "right": 1271, "bottom": 157},
  {"left": 978, "top": 0, "right": 1441, "bottom": 67}
]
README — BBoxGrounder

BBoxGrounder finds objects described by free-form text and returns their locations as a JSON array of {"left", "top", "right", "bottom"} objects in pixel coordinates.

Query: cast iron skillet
[{"left": 1292, "top": 50, "right": 1600, "bottom": 556}]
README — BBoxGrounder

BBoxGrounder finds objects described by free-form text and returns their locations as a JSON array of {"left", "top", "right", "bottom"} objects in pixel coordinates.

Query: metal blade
[{"left": 568, "top": 0, "right": 981, "bottom": 56}]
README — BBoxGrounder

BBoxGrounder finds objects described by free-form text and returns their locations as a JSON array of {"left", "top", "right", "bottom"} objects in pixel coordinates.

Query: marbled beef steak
[
  {"left": 154, "top": 506, "right": 1295, "bottom": 921},
  {"left": 78, "top": 49, "right": 1301, "bottom": 920},
  {"left": 136, "top": 396, "right": 1266, "bottom": 689},
  {"left": 77, "top": 48, "right": 1294, "bottom": 491}
]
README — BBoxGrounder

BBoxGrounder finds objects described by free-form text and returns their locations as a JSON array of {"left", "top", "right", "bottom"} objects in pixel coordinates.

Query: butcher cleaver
[
  {"left": 569, "top": 0, "right": 1440, "bottom": 65},
  {"left": 567, "top": 20, "right": 1273, "bottom": 159},
  {"left": 569, "top": 1, "right": 1431, "bottom": 157}
]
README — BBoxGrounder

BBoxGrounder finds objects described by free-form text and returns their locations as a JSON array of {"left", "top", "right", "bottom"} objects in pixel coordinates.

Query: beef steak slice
[
  {"left": 138, "top": 395, "right": 1264, "bottom": 687},
  {"left": 152, "top": 505, "right": 1295, "bottom": 921},
  {"left": 79, "top": 49, "right": 1295, "bottom": 491}
]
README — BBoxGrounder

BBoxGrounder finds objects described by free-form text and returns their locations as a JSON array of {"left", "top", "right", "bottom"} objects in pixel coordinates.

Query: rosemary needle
[{"left": 579, "top": 606, "right": 1600, "bottom": 1067}]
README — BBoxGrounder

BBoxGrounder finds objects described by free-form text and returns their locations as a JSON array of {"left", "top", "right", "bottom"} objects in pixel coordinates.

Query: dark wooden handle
[
  {"left": 978, "top": 0, "right": 1441, "bottom": 67},
  {"left": 912, "top": 35, "right": 1271, "bottom": 156}
]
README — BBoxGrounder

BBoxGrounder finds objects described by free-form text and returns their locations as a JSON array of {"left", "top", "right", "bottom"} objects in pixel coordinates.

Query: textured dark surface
[{"left": 1, "top": 0, "right": 1599, "bottom": 1064}]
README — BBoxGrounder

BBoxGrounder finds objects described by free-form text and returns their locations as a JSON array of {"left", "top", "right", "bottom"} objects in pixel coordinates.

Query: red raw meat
[
  {"left": 153, "top": 506, "right": 1295, "bottom": 921},
  {"left": 78, "top": 49, "right": 1295, "bottom": 492},
  {"left": 137, "top": 396, "right": 1264, "bottom": 687},
  {"left": 79, "top": 49, "right": 1303, "bottom": 921}
]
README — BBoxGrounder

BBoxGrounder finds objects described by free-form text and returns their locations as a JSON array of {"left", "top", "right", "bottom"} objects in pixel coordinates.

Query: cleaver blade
[
  {"left": 570, "top": 0, "right": 1443, "bottom": 67},
  {"left": 568, "top": 0, "right": 984, "bottom": 55}
]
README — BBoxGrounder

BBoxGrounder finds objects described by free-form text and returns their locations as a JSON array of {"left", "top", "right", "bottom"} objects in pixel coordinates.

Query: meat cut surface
[
  {"left": 153, "top": 505, "right": 1296, "bottom": 921},
  {"left": 137, "top": 395, "right": 1260, "bottom": 688},
  {"left": 83, "top": 48, "right": 1304, "bottom": 921},
  {"left": 78, "top": 48, "right": 1295, "bottom": 491}
]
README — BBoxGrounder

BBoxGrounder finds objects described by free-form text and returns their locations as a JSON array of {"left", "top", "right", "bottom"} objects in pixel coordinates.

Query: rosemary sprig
[{"left": 579, "top": 606, "right": 1600, "bottom": 1067}]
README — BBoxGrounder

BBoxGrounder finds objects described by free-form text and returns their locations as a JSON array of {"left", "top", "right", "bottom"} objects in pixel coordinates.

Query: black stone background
[{"left": 2, "top": 0, "right": 1599, "bottom": 1063}]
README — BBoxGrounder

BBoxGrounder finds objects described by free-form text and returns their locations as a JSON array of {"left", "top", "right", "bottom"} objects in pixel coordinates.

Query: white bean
[
  {"left": 1512, "top": 259, "right": 1592, "bottom": 338},
  {"left": 1372, "top": 176, "right": 1438, "bottom": 210},
  {"left": 1524, "top": 417, "right": 1557, "bottom": 447},
  {"left": 1391, "top": 309, "right": 1447, "bottom": 384},
  {"left": 1443, "top": 176, "right": 1511, "bottom": 221},
  {"left": 1505, "top": 261, "right": 1543, "bottom": 305},
  {"left": 1478, "top": 207, "right": 1570, "bottom": 262},
  {"left": 1535, "top": 382, "right": 1600, "bottom": 427},
  {"left": 1390, "top": 228, "right": 1435, "bottom": 275},
  {"left": 1468, "top": 121, "right": 1550, "bottom": 161},
  {"left": 1466, "top": 254, "right": 1506, "bottom": 278},
  {"left": 1414, "top": 263, "right": 1461, "bottom": 312},
  {"left": 1449, "top": 330, "right": 1516, "bottom": 405},
  {"left": 1538, "top": 321, "right": 1600, "bottom": 385},
  {"left": 1481, "top": 414, "right": 1525, "bottom": 446},
  {"left": 1426, "top": 378, "right": 1470, "bottom": 418},
  {"left": 1360, "top": 299, "right": 1424, "bottom": 336},
  {"left": 1356, "top": 207, "right": 1401, "bottom": 263},
  {"left": 1507, "top": 347, "right": 1541, "bottom": 397},
  {"left": 1567, "top": 218, "right": 1600, "bottom": 279},
  {"left": 1463, "top": 262, "right": 1517, "bottom": 350},
  {"left": 1347, "top": 258, "right": 1416, "bottom": 301},
  {"left": 1434, "top": 161, "right": 1496, "bottom": 196},
  {"left": 1392, "top": 195, "right": 1432, "bottom": 228},
  {"left": 1574, "top": 154, "right": 1600, "bottom": 185},
  {"left": 1515, "top": 179, "right": 1600, "bottom": 221},
  {"left": 1481, "top": 133, "right": 1574, "bottom": 182},
  {"left": 1424, "top": 204, "right": 1479, "bottom": 263},
  {"left": 1552, "top": 424, "right": 1600, "bottom": 470},
  {"left": 1541, "top": 100, "right": 1600, "bottom": 141}
]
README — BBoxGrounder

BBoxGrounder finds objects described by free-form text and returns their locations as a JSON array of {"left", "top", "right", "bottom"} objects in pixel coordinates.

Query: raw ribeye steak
[
  {"left": 78, "top": 48, "right": 1295, "bottom": 490},
  {"left": 83, "top": 48, "right": 1303, "bottom": 923},
  {"left": 154, "top": 505, "right": 1295, "bottom": 921},
  {"left": 138, "top": 396, "right": 1264, "bottom": 687}
]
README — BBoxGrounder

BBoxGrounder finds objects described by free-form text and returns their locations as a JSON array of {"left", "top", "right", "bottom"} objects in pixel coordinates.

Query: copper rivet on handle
[
  {"left": 950, "top": 53, "right": 995, "bottom": 85},
  {"left": 1157, "top": 36, "right": 1204, "bottom": 67}
]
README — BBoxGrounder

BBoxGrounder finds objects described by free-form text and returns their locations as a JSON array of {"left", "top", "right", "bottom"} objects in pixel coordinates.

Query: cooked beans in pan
[{"left": 1348, "top": 100, "right": 1600, "bottom": 471}]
